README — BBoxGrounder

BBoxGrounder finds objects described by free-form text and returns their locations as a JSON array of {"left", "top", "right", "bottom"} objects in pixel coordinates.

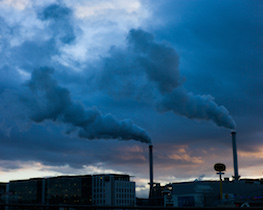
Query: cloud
[
  {"left": 38, "top": 3, "right": 76, "bottom": 44},
  {"left": 156, "top": 144, "right": 204, "bottom": 166},
  {"left": 72, "top": 0, "right": 144, "bottom": 19},
  {"left": 0, "top": 0, "right": 31, "bottom": 10},
  {"left": 0, "top": 1, "right": 263, "bottom": 198}
]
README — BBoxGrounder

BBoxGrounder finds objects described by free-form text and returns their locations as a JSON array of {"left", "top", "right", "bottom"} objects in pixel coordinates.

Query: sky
[{"left": 0, "top": 0, "right": 263, "bottom": 198}]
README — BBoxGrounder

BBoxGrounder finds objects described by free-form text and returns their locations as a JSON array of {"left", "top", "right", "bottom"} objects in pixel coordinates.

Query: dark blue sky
[{"left": 0, "top": 0, "right": 262, "bottom": 197}]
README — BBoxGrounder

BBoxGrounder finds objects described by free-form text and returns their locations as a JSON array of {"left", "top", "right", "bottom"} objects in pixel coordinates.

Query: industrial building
[
  {"left": 147, "top": 132, "right": 263, "bottom": 207},
  {"left": 158, "top": 178, "right": 263, "bottom": 207}
]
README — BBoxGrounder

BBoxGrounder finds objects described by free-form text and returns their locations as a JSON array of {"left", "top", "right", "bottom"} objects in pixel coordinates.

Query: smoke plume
[
  {"left": 99, "top": 29, "right": 236, "bottom": 130},
  {"left": 129, "top": 29, "right": 236, "bottom": 130},
  {"left": 18, "top": 67, "right": 151, "bottom": 143},
  {"left": 157, "top": 88, "right": 236, "bottom": 130}
]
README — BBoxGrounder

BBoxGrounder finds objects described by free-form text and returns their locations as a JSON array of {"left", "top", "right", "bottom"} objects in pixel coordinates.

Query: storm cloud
[{"left": 0, "top": 0, "right": 263, "bottom": 198}]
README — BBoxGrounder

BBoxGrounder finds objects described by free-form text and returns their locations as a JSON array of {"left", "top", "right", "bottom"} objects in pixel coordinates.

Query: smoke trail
[
  {"left": 157, "top": 88, "right": 236, "bottom": 130},
  {"left": 127, "top": 29, "right": 182, "bottom": 93},
  {"left": 101, "top": 29, "right": 236, "bottom": 130},
  {"left": 23, "top": 67, "right": 151, "bottom": 143},
  {"left": 127, "top": 29, "right": 236, "bottom": 130}
]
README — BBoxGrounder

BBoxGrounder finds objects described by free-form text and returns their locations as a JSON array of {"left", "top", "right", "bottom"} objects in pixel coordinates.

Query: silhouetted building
[
  {"left": 168, "top": 179, "right": 263, "bottom": 207},
  {"left": 0, "top": 182, "right": 7, "bottom": 204},
  {"left": 46, "top": 175, "right": 92, "bottom": 205},
  {"left": 8, "top": 178, "right": 44, "bottom": 204},
  {"left": 4, "top": 174, "right": 136, "bottom": 207},
  {"left": 92, "top": 174, "right": 135, "bottom": 206},
  {"left": 148, "top": 183, "right": 166, "bottom": 206}
]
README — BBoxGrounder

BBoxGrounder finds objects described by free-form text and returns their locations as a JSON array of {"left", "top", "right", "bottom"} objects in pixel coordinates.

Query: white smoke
[
  {"left": 1, "top": 67, "right": 151, "bottom": 144},
  {"left": 128, "top": 29, "right": 236, "bottom": 130},
  {"left": 98, "top": 29, "right": 236, "bottom": 130},
  {"left": 157, "top": 88, "right": 236, "bottom": 130}
]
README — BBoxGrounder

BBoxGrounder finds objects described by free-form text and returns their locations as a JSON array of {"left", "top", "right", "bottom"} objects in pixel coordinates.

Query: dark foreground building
[
  {"left": 46, "top": 175, "right": 92, "bottom": 205},
  {"left": 8, "top": 178, "right": 44, "bottom": 204},
  {"left": 1, "top": 174, "right": 135, "bottom": 208},
  {"left": 0, "top": 183, "right": 7, "bottom": 205},
  {"left": 160, "top": 178, "right": 263, "bottom": 207}
]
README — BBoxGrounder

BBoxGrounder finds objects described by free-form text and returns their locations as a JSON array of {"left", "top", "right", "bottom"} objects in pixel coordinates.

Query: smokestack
[
  {"left": 231, "top": 131, "right": 240, "bottom": 181},
  {"left": 149, "top": 145, "right": 153, "bottom": 198}
]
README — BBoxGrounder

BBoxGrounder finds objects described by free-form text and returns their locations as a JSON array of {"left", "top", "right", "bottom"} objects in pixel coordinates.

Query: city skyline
[{"left": 0, "top": 0, "right": 262, "bottom": 198}]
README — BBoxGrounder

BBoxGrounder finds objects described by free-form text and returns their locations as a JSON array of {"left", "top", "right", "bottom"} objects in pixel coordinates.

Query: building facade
[
  {"left": 92, "top": 174, "right": 136, "bottom": 206},
  {"left": 0, "top": 183, "right": 7, "bottom": 204},
  {"left": 45, "top": 175, "right": 92, "bottom": 205},
  {"left": 170, "top": 179, "right": 263, "bottom": 207},
  {"left": 3, "top": 174, "right": 135, "bottom": 207},
  {"left": 8, "top": 178, "right": 44, "bottom": 204}
]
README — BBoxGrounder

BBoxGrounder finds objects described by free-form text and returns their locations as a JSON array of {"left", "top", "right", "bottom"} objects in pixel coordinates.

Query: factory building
[
  {"left": 147, "top": 139, "right": 263, "bottom": 207},
  {"left": 160, "top": 179, "right": 263, "bottom": 207},
  {"left": 92, "top": 174, "right": 136, "bottom": 206}
]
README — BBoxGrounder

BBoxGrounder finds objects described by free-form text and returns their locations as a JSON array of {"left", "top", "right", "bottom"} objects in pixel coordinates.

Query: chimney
[
  {"left": 231, "top": 131, "right": 240, "bottom": 181},
  {"left": 149, "top": 145, "right": 153, "bottom": 198}
]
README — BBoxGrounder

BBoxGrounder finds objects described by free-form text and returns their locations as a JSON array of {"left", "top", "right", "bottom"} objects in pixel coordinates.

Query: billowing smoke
[
  {"left": 18, "top": 67, "right": 151, "bottom": 143},
  {"left": 99, "top": 29, "right": 236, "bottom": 130},
  {"left": 127, "top": 29, "right": 182, "bottom": 93},
  {"left": 157, "top": 88, "right": 236, "bottom": 130},
  {"left": 129, "top": 29, "right": 236, "bottom": 129}
]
